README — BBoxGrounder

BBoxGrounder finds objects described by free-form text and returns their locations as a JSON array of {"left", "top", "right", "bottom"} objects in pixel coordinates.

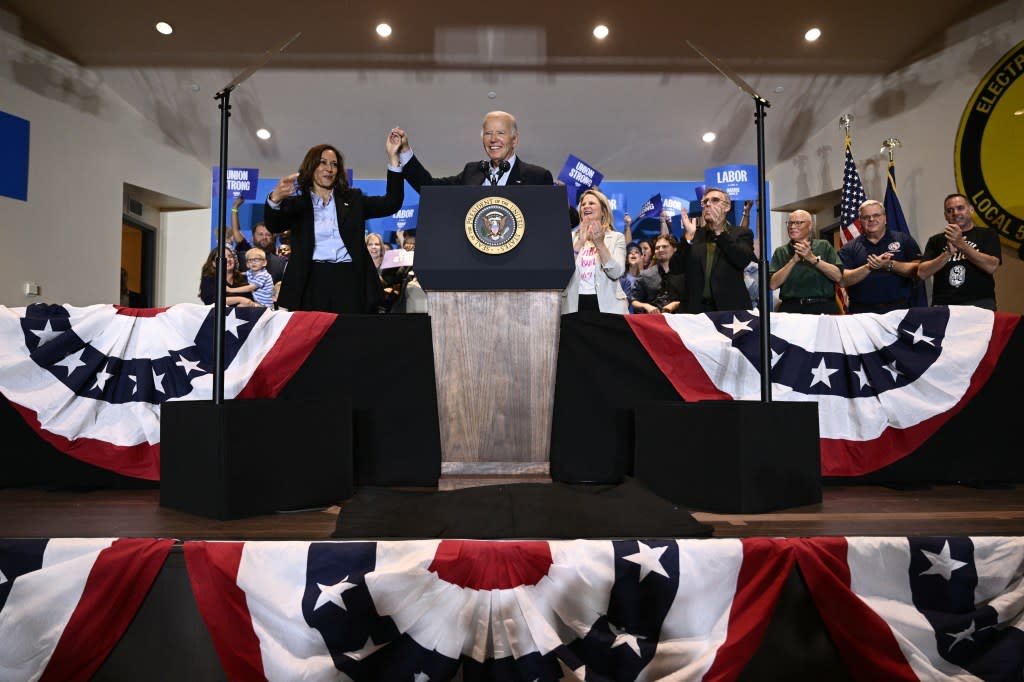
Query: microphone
[{"left": 481, "top": 160, "right": 511, "bottom": 186}]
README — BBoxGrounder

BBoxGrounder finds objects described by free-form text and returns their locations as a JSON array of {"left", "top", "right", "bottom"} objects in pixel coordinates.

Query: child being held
[{"left": 229, "top": 247, "right": 275, "bottom": 307}]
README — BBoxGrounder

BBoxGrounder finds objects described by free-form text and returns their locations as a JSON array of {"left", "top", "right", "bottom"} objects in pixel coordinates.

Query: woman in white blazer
[{"left": 561, "top": 188, "right": 628, "bottom": 314}]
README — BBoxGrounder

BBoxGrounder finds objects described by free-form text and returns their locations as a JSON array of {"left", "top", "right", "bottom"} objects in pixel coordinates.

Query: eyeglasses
[
  {"left": 246, "top": 256, "right": 266, "bottom": 262},
  {"left": 785, "top": 220, "right": 809, "bottom": 227},
  {"left": 700, "top": 196, "right": 726, "bottom": 207},
  {"left": 859, "top": 213, "right": 884, "bottom": 222}
]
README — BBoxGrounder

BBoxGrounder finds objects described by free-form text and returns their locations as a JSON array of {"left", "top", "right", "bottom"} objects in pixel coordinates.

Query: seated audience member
[
  {"left": 621, "top": 243, "right": 643, "bottom": 311},
  {"left": 769, "top": 210, "right": 843, "bottom": 314},
  {"left": 632, "top": 234, "right": 685, "bottom": 314},
  {"left": 230, "top": 195, "right": 286, "bottom": 283},
  {"left": 561, "top": 189, "right": 628, "bottom": 314},
  {"left": 229, "top": 247, "right": 275, "bottom": 308},
  {"left": 670, "top": 187, "right": 755, "bottom": 313},
  {"left": 198, "top": 247, "right": 258, "bottom": 307},
  {"left": 917, "top": 193, "right": 1001, "bottom": 310},
  {"left": 838, "top": 199, "right": 922, "bottom": 314},
  {"left": 278, "top": 243, "right": 291, "bottom": 260}
]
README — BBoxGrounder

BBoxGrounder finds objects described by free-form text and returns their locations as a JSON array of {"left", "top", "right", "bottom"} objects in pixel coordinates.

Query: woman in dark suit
[{"left": 264, "top": 134, "right": 403, "bottom": 313}]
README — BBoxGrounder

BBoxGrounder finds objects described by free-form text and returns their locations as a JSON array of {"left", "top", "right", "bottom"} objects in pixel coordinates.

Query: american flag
[
  {"left": 626, "top": 307, "right": 1019, "bottom": 477},
  {"left": 840, "top": 134, "right": 867, "bottom": 245}
]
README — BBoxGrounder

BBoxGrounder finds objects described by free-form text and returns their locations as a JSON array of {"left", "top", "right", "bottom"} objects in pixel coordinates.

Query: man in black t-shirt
[{"left": 917, "top": 194, "right": 1002, "bottom": 310}]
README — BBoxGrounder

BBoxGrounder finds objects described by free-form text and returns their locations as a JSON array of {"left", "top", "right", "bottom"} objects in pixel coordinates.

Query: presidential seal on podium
[{"left": 465, "top": 197, "right": 526, "bottom": 254}]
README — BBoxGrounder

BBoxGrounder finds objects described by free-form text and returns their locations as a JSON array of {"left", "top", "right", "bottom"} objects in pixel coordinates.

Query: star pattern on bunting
[
  {"left": 175, "top": 354, "right": 204, "bottom": 377},
  {"left": 92, "top": 365, "right": 114, "bottom": 392},
  {"left": 608, "top": 622, "right": 644, "bottom": 656},
  {"left": 30, "top": 319, "right": 64, "bottom": 345},
  {"left": 947, "top": 620, "right": 976, "bottom": 650},
  {"left": 314, "top": 576, "right": 357, "bottom": 611},
  {"left": 343, "top": 636, "right": 386, "bottom": 661},
  {"left": 809, "top": 358, "right": 838, "bottom": 388},
  {"left": 904, "top": 324, "right": 936, "bottom": 346},
  {"left": 152, "top": 368, "right": 166, "bottom": 395},
  {"left": 224, "top": 308, "right": 249, "bottom": 338},
  {"left": 54, "top": 348, "right": 87, "bottom": 375},
  {"left": 883, "top": 361, "right": 902, "bottom": 382},
  {"left": 720, "top": 315, "right": 754, "bottom": 336},
  {"left": 919, "top": 541, "right": 967, "bottom": 580},
  {"left": 622, "top": 542, "right": 669, "bottom": 581}
]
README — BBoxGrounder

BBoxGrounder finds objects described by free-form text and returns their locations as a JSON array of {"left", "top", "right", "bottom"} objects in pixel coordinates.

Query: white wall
[
  {"left": 0, "top": 27, "right": 210, "bottom": 307},
  {"left": 766, "top": 2, "right": 1024, "bottom": 312},
  {"left": 158, "top": 209, "right": 213, "bottom": 306}
]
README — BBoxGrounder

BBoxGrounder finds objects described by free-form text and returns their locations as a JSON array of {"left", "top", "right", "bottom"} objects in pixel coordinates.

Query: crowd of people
[{"left": 198, "top": 110, "right": 1004, "bottom": 317}]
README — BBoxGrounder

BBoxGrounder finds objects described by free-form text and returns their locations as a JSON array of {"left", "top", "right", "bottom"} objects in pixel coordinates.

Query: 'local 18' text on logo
[{"left": 955, "top": 40, "right": 1024, "bottom": 249}]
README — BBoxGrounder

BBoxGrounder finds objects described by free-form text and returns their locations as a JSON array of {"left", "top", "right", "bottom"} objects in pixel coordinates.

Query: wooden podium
[{"left": 416, "top": 186, "right": 574, "bottom": 488}]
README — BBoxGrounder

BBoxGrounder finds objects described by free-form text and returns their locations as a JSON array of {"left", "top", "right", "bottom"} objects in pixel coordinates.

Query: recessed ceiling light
[
  {"left": 804, "top": 27, "right": 822, "bottom": 42},
  {"left": 1014, "top": 108, "right": 1024, "bottom": 116},
  {"left": 155, "top": 21, "right": 173, "bottom": 36},
  {"left": 376, "top": 23, "right": 392, "bottom": 38},
  {"left": 256, "top": 128, "right": 272, "bottom": 140},
  {"left": 593, "top": 25, "right": 609, "bottom": 40},
  {"left": 702, "top": 132, "right": 717, "bottom": 143},
  {"left": 774, "top": 85, "right": 785, "bottom": 93}
]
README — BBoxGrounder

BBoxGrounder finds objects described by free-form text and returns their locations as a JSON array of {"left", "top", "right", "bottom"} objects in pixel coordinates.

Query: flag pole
[{"left": 881, "top": 137, "right": 901, "bottom": 164}]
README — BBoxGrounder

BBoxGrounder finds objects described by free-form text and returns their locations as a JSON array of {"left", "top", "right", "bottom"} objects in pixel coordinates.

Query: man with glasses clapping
[
  {"left": 670, "top": 187, "right": 755, "bottom": 313},
  {"left": 838, "top": 199, "right": 922, "bottom": 314}
]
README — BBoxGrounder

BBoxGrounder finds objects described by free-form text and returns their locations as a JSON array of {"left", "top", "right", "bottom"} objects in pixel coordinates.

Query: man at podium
[{"left": 390, "top": 112, "right": 579, "bottom": 226}]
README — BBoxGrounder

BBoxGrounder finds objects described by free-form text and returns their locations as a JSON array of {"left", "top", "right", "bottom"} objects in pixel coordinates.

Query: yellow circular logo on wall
[{"left": 954, "top": 40, "right": 1024, "bottom": 249}]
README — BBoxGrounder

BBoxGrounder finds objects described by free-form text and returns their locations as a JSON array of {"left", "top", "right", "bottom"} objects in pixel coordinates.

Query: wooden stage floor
[{"left": 3, "top": 482, "right": 1024, "bottom": 540}]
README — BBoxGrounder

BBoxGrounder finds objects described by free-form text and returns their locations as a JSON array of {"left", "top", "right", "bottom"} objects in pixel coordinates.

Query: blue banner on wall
[
  {"left": 0, "top": 111, "right": 30, "bottom": 201},
  {"left": 704, "top": 164, "right": 758, "bottom": 201},
  {"left": 212, "top": 167, "right": 261, "bottom": 200}
]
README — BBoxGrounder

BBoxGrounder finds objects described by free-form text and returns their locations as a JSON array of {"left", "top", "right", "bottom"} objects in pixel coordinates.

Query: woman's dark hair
[
  {"left": 200, "top": 247, "right": 241, "bottom": 284},
  {"left": 297, "top": 144, "right": 349, "bottom": 195}
]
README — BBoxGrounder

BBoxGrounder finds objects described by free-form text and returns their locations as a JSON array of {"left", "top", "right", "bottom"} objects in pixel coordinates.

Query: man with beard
[
  {"left": 917, "top": 194, "right": 1001, "bottom": 310},
  {"left": 670, "top": 187, "right": 755, "bottom": 313}
]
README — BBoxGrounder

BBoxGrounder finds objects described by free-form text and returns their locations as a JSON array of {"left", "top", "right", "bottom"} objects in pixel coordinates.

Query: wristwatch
[{"left": 814, "top": 256, "right": 821, "bottom": 265}]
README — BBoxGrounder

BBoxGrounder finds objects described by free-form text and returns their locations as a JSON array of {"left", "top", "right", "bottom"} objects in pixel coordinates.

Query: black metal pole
[
  {"left": 754, "top": 96, "right": 772, "bottom": 402},
  {"left": 213, "top": 89, "right": 232, "bottom": 405}
]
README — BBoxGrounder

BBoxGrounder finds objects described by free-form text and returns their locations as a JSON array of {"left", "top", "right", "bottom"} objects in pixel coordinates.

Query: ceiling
[{"left": 2, "top": 0, "right": 1004, "bottom": 201}]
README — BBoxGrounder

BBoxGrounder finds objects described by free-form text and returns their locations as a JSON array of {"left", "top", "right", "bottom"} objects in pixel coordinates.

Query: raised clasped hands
[
  {"left": 586, "top": 220, "right": 604, "bottom": 244},
  {"left": 792, "top": 239, "right": 812, "bottom": 261}
]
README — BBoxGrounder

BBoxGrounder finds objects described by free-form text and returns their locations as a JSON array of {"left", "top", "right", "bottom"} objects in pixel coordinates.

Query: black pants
[
  {"left": 300, "top": 261, "right": 363, "bottom": 314},
  {"left": 577, "top": 294, "right": 600, "bottom": 313}
]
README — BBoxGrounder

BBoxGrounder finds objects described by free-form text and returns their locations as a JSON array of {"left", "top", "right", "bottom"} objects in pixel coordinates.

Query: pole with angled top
[
  {"left": 687, "top": 41, "right": 773, "bottom": 402},
  {"left": 210, "top": 32, "right": 300, "bottom": 405}
]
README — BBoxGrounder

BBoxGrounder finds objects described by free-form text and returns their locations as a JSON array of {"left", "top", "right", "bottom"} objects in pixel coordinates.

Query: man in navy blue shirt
[{"left": 839, "top": 199, "right": 922, "bottom": 314}]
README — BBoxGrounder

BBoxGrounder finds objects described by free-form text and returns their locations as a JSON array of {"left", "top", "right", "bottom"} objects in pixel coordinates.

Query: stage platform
[{"left": 2, "top": 481, "right": 1023, "bottom": 539}]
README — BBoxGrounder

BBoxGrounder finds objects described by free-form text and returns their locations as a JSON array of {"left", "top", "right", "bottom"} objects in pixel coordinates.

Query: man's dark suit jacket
[
  {"left": 402, "top": 155, "right": 579, "bottom": 227},
  {"left": 670, "top": 223, "right": 756, "bottom": 313},
  {"left": 264, "top": 170, "right": 404, "bottom": 313}
]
